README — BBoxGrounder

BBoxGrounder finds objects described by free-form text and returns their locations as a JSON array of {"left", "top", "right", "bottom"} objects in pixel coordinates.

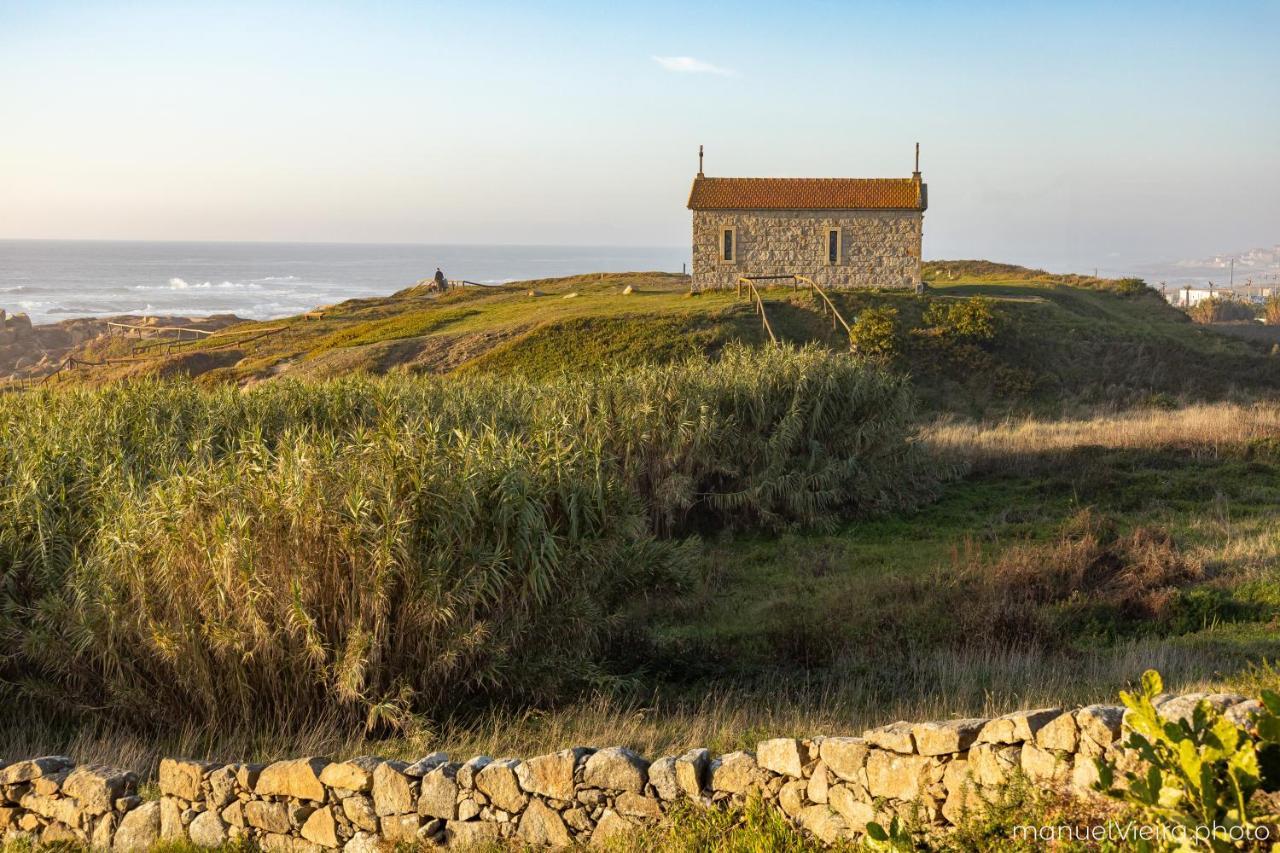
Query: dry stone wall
[
  {"left": 0, "top": 691, "right": 1262, "bottom": 850},
  {"left": 691, "top": 209, "right": 923, "bottom": 292}
]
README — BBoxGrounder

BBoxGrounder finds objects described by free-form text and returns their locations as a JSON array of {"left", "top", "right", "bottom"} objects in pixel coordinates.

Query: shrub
[
  {"left": 849, "top": 306, "right": 900, "bottom": 360},
  {"left": 959, "top": 510, "right": 1206, "bottom": 645},
  {"left": 921, "top": 297, "right": 999, "bottom": 342},
  {"left": 1094, "top": 669, "right": 1280, "bottom": 851},
  {"left": 1187, "top": 297, "right": 1255, "bottom": 324},
  {"left": 1265, "top": 296, "right": 1280, "bottom": 326}
]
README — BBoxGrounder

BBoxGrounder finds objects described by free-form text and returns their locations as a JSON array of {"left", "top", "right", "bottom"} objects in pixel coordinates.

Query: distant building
[
  {"left": 1167, "top": 288, "right": 1233, "bottom": 307},
  {"left": 687, "top": 154, "right": 927, "bottom": 291}
]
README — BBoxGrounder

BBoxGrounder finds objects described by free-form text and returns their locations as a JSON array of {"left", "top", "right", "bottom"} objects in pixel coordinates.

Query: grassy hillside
[
  {"left": 50, "top": 267, "right": 1280, "bottom": 417},
  {"left": 9, "top": 264, "right": 1280, "bottom": 841}
]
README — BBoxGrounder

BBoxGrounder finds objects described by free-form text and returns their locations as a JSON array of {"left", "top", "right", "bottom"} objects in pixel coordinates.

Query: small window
[
  {"left": 721, "top": 227, "right": 736, "bottom": 263},
  {"left": 826, "top": 228, "right": 842, "bottom": 265}
]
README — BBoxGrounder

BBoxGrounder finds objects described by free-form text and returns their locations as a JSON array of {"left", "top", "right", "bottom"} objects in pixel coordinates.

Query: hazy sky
[{"left": 2, "top": 0, "right": 1277, "bottom": 272}]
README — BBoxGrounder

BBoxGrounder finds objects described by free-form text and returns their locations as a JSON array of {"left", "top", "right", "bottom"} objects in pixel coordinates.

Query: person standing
[{"left": 434, "top": 267, "right": 447, "bottom": 291}]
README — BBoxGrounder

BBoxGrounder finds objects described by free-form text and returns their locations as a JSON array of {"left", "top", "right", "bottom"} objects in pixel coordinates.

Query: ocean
[{"left": 0, "top": 240, "right": 691, "bottom": 325}]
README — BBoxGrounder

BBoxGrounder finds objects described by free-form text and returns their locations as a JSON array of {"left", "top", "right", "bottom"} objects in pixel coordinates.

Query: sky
[{"left": 1, "top": 0, "right": 1278, "bottom": 273}]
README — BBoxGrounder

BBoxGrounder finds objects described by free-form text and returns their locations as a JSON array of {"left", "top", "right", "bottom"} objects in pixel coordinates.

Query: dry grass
[
  {"left": 924, "top": 402, "right": 1280, "bottom": 473},
  {"left": 1, "top": 638, "right": 1253, "bottom": 782}
]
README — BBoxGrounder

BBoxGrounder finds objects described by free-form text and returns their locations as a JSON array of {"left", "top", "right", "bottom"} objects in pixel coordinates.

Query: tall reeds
[{"left": 0, "top": 346, "right": 932, "bottom": 729}]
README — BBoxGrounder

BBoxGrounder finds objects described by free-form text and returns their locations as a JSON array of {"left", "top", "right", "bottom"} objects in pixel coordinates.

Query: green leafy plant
[
  {"left": 862, "top": 816, "right": 915, "bottom": 851},
  {"left": 850, "top": 306, "right": 900, "bottom": 360},
  {"left": 1093, "top": 669, "right": 1280, "bottom": 851}
]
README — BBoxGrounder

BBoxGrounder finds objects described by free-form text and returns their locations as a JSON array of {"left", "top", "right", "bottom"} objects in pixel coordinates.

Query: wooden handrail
[
  {"left": 736, "top": 277, "right": 779, "bottom": 345},
  {"left": 793, "top": 275, "right": 853, "bottom": 339},
  {"left": 131, "top": 325, "right": 285, "bottom": 354},
  {"left": 107, "top": 322, "right": 216, "bottom": 338}
]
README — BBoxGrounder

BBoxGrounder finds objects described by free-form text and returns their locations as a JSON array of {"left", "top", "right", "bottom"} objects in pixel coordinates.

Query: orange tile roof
[{"left": 687, "top": 176, "right": 925, "bottom": 211}]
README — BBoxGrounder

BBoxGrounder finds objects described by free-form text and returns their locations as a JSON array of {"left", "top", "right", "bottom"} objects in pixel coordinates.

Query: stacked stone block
[
  {"left": 0, "top": 691, "right": 1261, "bottom": 849},
  {"left": 691, "top": 209, "right": 924, "bottom": 292}
]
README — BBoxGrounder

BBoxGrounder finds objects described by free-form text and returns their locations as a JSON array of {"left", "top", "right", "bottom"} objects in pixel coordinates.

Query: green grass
[
  {"left": 12, "top": 265, "right": 1280, "bottom": 850},
  {"left": 629, "top": 440, "right": 1280, "bottom": 695},
  {"left": 55, "top": 268, "right": 1280, "bottom": 418}
]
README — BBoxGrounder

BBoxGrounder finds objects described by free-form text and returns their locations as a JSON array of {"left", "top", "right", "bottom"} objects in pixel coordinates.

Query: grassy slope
[
  {"left": 20, "top": 263, "right": 1280, "bottom": 777},
  {"left": 60, "top": 267, "right": 1280, "bottom": 417}
]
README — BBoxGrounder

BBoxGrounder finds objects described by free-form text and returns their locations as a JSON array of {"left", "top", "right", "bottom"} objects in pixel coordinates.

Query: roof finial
[
  {"left": 913, "top": 142, "right": 921, "bottom": 180},
  {"left": 698, "top": 144, "right": 704, "bottom": 177}
]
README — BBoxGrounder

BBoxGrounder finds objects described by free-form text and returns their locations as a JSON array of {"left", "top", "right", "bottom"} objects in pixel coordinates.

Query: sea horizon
[{"left": 0, "top": 239, "right": 693, "bottom": 325}]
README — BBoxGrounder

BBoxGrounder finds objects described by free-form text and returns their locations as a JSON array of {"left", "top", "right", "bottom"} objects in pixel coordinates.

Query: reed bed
[{"left": 0, "top": 345, "right": 935, "bottom": 732}]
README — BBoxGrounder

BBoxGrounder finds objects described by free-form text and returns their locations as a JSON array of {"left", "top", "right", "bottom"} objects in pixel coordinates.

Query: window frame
[
  {"left": 719, "top": 225, "right": 737, "bottom": 264},
  {"left": 824, "top": 226, "right": 843, "bottom": 266}
]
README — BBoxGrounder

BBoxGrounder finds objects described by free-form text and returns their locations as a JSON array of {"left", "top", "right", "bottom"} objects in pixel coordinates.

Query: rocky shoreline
[{"left": 0, "top": 311, "right": 243, "bottom": 384}]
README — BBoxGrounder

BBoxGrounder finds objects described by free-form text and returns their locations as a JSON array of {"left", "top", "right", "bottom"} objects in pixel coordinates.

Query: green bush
[
  {"left": 922, "top": 297, "right": 999, "bottom": 342},
  {"left": 850, "top": 306, "right": 900, "bottom": 360},
  {"left": 0, "top": 346, "right": 936, "bottom": 730},
  {"left": 1094, "top": 669, "right": 1280, "bottom": 851}
]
